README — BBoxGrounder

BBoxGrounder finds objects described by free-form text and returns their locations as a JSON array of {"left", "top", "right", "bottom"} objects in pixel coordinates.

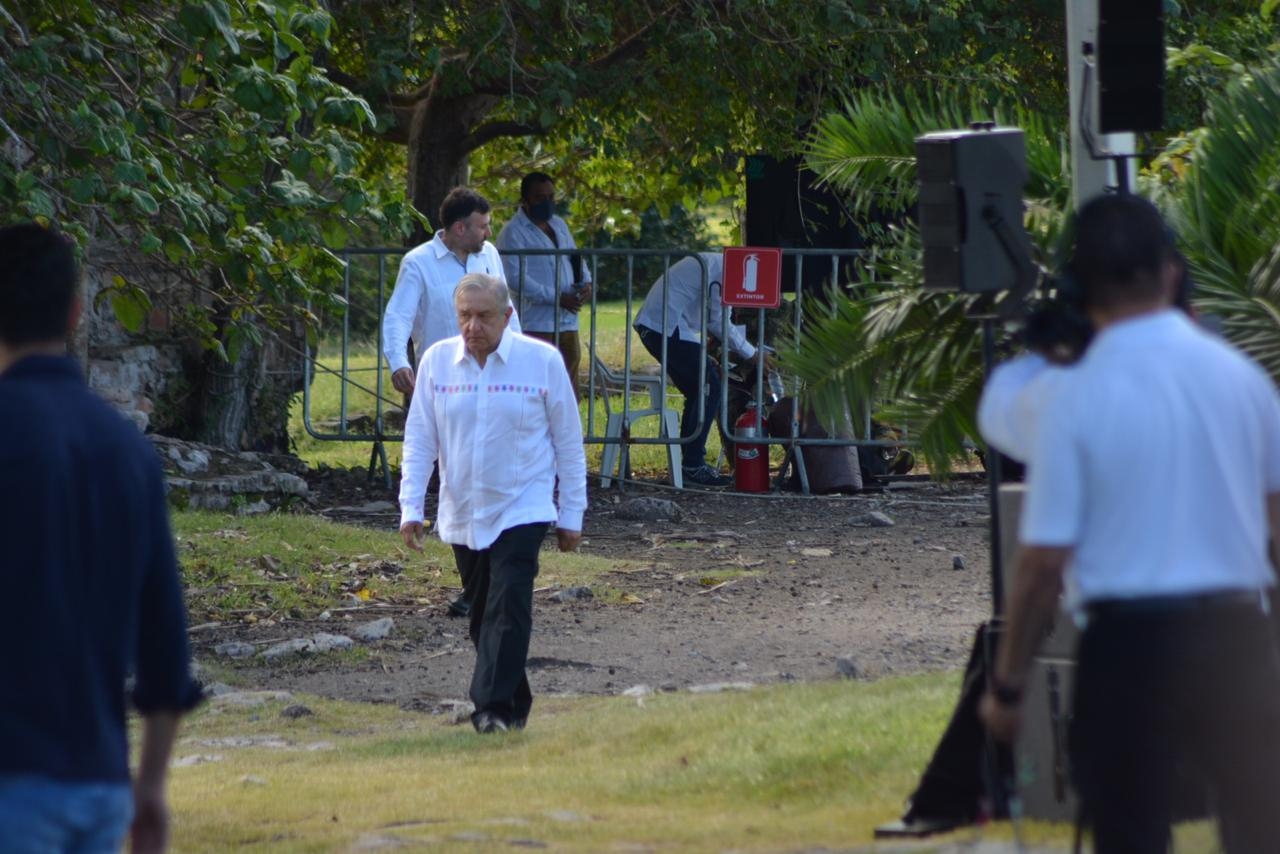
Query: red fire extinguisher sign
[{"left": 722, "top": 247, "right": 782, "bottom": 308}]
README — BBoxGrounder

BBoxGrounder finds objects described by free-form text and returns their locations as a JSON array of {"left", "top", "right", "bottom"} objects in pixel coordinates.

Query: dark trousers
[
  {"left": 1071, "top": 595, "right": 1280, "bottom": 853},
  {"left": 637, "top": 326, "right": 718, "bottom": 469},
  {"left": 451, "top": 523, "right": 548, "bottom": 726}
]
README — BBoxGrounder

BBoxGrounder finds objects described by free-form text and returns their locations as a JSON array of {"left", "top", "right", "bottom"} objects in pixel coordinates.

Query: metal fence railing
[{"left": 302, "top": 245, "right": 904, "bottom": 493}]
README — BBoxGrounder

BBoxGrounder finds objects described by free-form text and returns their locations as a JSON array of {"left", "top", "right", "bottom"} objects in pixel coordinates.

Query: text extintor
[{"left": 722, "top": 247, "right": 782, "bottom": 308}]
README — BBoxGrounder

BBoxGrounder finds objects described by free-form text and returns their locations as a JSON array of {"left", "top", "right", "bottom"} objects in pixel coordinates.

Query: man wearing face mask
[{"left": 496, "top": 172, "right": 592, "bottom": 399}]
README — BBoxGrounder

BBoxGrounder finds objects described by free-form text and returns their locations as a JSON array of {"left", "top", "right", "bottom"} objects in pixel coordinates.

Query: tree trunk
[
  {"left": 196, "top": 333, "right": 259, "bottom": 450},
  {"left": 191, "top": 317, "right": 301, "bottom": 452},
  {"left": 406, "top": 90, "right": 499, "bottom": 244}
]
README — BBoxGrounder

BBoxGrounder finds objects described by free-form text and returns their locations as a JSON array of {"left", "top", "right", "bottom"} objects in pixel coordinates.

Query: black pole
[{"left": 982, "top": 315, "right": 1004, "bottom": 618}]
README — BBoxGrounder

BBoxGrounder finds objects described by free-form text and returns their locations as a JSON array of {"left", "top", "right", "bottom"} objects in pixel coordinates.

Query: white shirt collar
[
  {"left": 450, "top": 326, "right": 515, "bottom": 366},
  {"left": 430, "top": 230, "right": 467, "bottom": 263},
  {"left": 1086, "top": 308, "right": 1186, "bottom": 362}
]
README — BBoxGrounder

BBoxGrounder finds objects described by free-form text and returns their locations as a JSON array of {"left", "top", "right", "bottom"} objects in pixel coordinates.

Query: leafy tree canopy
[
  {"left": 0, "top": 0, "right": 410, "bottom": 360},
  {"left": 322, "top": 0, "right": 1070, "bottom": 236}
]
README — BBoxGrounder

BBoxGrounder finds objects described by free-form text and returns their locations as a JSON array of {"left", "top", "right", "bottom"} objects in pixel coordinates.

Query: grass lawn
[
  {"left": 157, "top": 675, "right": 1019, "bottom": 851},
  {"left": 174, "top": 511, "right": 656, "bottom": 623},
  {"left": 153, "top": 677, "right": 1224, "bottom": 852}
]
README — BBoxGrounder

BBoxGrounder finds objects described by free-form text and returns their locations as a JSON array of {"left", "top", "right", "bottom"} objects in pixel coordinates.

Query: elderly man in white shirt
[
  {"left": 399, "top": 272, "right": 586, "bottom": 734},
  {"left": 495, "top": 172, "right": 592, "bottom": 399},
  {"left": 381, "top": 186, "right": 521, "bottom": 398},
  {"left": 634, "top": 252, "right": 760, "bottom": 487},
  {"left": 978, "top": 194, "right": 1280, "bottom": 852}
]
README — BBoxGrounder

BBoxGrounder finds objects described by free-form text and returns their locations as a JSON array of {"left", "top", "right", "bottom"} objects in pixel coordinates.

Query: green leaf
[
  {"left": 1264, "top": 0, "right": 1280, "bottom": 19},
  {"left": 163, "top": 233, "right": 196, "bottom": 264},
  {"left": 206, "top": 0, "right": 240, "bottom": 55},
  {"left": 131, "top": 189, "right": 160, "bottom": 215},
  {"left": 26, "top": 190, "right": 55, "bottom": 220},
  {"left": 270, "top": 172, "right": 317, "bottom": 206},
  {"left": 114, "top": 161, "right": 147, "bottom": 185},
  {"left": 177, "top": 4, "right": 211, "bottom": 38},
  {"left": 340, "top": 190, "right": 365, "bottom": 216},
  {"left": 290, "top": 9, "right": 331, "bottom": 44},
  {"left": 69, "top": 176, "right": 102, "bottom": 204},
  {"left": 110, "top": 286, "right": 152, "bottom": 333}
]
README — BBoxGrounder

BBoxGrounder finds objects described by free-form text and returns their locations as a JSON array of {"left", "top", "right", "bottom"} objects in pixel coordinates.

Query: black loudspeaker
[
  {"left": 915, "top": 126, "right": 1030, "bottom": 293},
  {"left": 744, "top": 155, "right": 862, "bottom": 293},
  {"left": 1097, "top": 0, "right": 1164, "bottom": 133}
]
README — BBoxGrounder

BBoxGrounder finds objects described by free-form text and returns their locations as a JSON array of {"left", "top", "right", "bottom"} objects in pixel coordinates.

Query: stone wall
[{"left": 79, "top": 250, "right": 190, "bottom": 433}]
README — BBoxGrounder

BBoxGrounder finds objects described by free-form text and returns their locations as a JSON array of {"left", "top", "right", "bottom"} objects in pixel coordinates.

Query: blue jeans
[
  {"left": 637, "top": 326, "right": 719, "bottom": 468},
  {"left": 0, "top": 776, "right": 133, "bottom": 853}
]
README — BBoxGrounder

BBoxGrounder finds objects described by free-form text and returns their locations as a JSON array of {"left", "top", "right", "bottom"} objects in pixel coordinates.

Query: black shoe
[
  {"left": 446, "top": 593, "right": 470, "bottom": 618},
  {"left": 472, "top": 710, "right": 509, "bottom": 734},
  {"left": 682, "top": 464, "right": 732, "bottom": 487}
]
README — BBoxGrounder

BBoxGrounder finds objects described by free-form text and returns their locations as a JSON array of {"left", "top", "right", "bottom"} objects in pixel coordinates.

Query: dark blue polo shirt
[{"left": 0, "top": 355, "right": 200, "bottom": 783}]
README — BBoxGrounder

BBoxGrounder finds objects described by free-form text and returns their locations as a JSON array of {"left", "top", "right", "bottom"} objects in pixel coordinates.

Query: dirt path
[{"left": 196, "top": 475, "right": 996, "bottom": 709}]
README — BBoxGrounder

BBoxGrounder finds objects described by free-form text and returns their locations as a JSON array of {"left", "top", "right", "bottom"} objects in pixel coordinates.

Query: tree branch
[
  {"left": 470, "top": 2, "right": 681, "bottom": 99},
  {"left": 462, "top": 120, "right": 545, "bottom": 153},
  {"left": 581, "top": 3, "right": 679, "bottom": 76}
]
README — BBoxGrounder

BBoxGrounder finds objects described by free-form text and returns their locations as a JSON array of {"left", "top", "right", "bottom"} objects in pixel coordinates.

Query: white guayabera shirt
[
  {"left": 398, "top": 328, "right": 587, "bottom": 550},
  {"left": 381, "top": 231, "right": 521, "bottom": 374}
]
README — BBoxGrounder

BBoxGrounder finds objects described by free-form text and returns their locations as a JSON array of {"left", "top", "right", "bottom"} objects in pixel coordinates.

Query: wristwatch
[{"left": 991, "top": 678, "right": 1024, "bottom": 707}]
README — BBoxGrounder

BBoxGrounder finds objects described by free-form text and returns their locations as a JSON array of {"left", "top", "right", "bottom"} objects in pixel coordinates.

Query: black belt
[{"left": 1087, "top": 589, "right": 1269, "bottom": 621}]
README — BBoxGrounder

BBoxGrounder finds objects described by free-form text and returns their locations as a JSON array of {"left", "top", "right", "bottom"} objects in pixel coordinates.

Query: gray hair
[{"left": 454, "top": 272, "right": 510, "bottom": 310}]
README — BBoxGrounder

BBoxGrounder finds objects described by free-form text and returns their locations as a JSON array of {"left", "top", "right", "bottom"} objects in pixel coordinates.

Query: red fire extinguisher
[{"left": 734, "top": 404, "right": 770, "bottom": 493}]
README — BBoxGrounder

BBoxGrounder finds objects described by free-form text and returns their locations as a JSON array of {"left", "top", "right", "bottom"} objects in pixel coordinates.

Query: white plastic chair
[{"left": 589, "top": 355, "right": 682, "bottom": 488}]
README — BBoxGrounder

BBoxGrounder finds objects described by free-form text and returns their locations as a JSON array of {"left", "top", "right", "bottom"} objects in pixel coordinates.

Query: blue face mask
[{"left": 528, "top": 199, "right": 555, "bottom": 223}]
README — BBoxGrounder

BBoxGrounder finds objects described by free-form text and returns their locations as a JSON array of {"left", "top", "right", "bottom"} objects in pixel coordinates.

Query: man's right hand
[
  {"left": 556, "top": 529, "right": 582, "bottom": 552},
  {"left": 401, "top": 521, "right": 426, "bottom": 552},
  {"left": 391, "top": 367, "right": 416, "bottom": 395},
  {"left": 401, "top": 522, "right": 427, "bottom": 555}
]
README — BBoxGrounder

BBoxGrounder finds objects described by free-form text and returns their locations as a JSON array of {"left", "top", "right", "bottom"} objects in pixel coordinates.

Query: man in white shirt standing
[
  {"left": 979, "top": 194, "right": 1280, "bottom": 851},
  {"left": 495, "top": 172, "right": 592, "bottom": 399},
  {"left": 634, "top": 252, "right": 760, "bottom": 487},
  {"left": 398, "top": 273, "right": 586, "bottom": 733},
  {"left": 382, "top": 186, "right": 521, "bottom": 398}
]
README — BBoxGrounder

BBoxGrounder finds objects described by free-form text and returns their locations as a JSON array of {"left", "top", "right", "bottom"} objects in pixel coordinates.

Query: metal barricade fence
[{"left": 301, "top": 245, "right": 901, "bottom": 493}]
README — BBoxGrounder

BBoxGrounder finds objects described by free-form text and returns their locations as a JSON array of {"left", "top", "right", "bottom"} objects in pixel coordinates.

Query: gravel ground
[{"left": 195, "top": 472, "right": 998, "bottom": 708}]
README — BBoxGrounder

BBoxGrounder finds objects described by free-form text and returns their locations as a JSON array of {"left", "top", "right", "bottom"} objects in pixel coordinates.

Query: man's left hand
[
  {"left": 978, "top": 691, "right": 1023, "bottom": 743},
  {"left": 556, "top": 529, "right": 582, "bottom": 552},
  {"left": 559, "top": 292, "right": 583, "bottom": 313},
  {"left": 130, "top": 782, "right": 169, "bottom": 853}
]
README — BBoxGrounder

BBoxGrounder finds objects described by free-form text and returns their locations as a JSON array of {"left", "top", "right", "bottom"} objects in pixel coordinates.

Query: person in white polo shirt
[
  {"left": 979, "top": 194, "right": 1280, "bottom": 852},
  {"left": 398, "top": 273, "right": 586, "bottom": 734},
  {"left": 382, "top": 186, "right": 521, "bottom": 398},
  {"left": 495, "top": 171, "right": 592, "bottom": 399}
]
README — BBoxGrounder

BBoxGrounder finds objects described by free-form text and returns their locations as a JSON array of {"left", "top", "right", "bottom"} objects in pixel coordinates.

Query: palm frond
[
  {"left": 876, "top": 361, "right": 987, "bottom": 477},
  {"left": 804, "top": 87, "right": 1070, "bottom": 225},
  {"left": 788, "top": 85, "right": 1073, "bottom": 479},
  {"left": 1172, "top": 63, "right": 1280, "bottom": 380}
]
